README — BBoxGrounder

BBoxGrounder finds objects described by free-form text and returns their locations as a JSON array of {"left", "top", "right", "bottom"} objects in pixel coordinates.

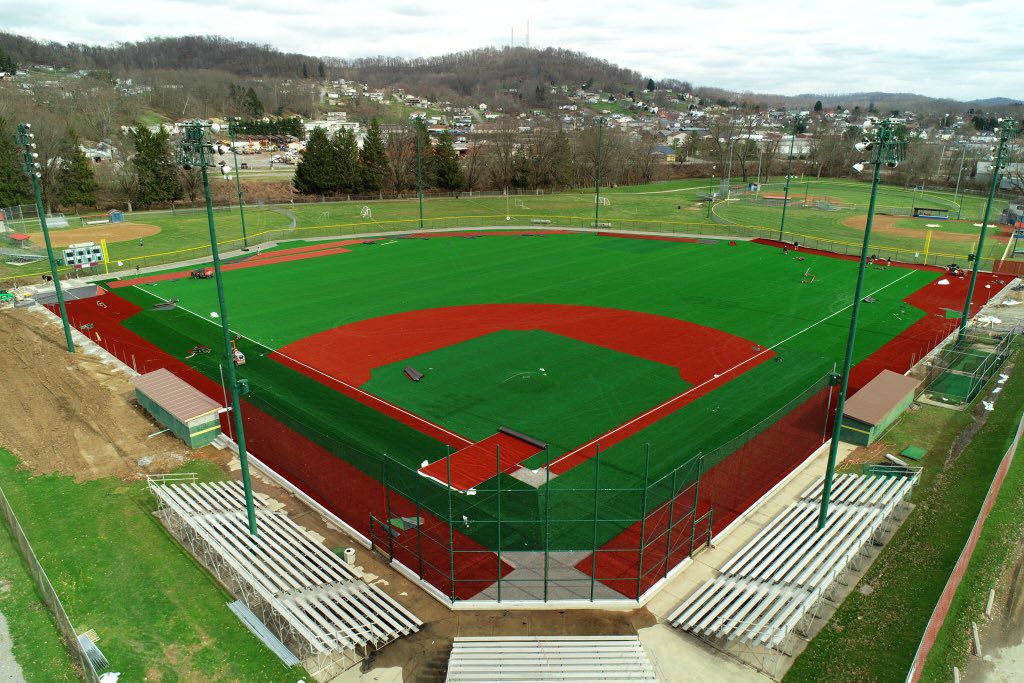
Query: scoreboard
[{"left": 63, "top": 242, "right": 104, "bottom": 268}]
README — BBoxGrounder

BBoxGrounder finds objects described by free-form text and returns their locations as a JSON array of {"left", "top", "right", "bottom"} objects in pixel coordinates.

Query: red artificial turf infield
[
  {"left": 420, "top": 431, "right": 543, "bottom": 491},
  {"left": 273, "top": 303, "right": 774, "bottom": 477},
  {"left": 578, "top": 253, "right": 1006, "bottom": 598},
  {"left": 53, "top": 287, "right": 510, "bottom": 600}
]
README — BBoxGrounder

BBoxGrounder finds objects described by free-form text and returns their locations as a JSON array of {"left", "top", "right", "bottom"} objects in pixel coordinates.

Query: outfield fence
[{"left": 0, "top": 481, "right": 101, "bottom": 682}]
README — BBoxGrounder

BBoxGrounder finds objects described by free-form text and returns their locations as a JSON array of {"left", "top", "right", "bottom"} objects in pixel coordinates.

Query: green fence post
[
  {"left": 590, "top": 445, "right": 601, "bottom": 602},
  {"left": 689, "top": 454, "right": 705, "bottom": 556},
  {"left": 543, "top": 445, "right": 552, "bottom": 602},
  {"left": 383, "top": 455, "right": 394, "bottom": 560},
  {"left": 635, "top": 445, "right": 651, "bottom": 601},
  {"left": 415, "top": 470, "right": 425, "bottom": 580},
  {"left": 495, "top": 444, "right": 502, "bottom": 603},
  {"left": 663, "top": 465, "right": 679, "bottom": 578},
  {"left": 446, "top": 447, "right": 456, "bottom": 602}
]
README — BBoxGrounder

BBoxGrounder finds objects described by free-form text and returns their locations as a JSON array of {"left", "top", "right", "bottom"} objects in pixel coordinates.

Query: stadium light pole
[
  {"left": 178, "top": 121, "right": 259, "bottom": 537},
  {"left": 818, "top": 118, "right": 906, "bottom": 529},
  {"left": 778, "top": 115, "right": 802, "bottom": 242},
  {"left": 415, "top": 117, "right": 425, "bottom": 231},
  {"left": 226, "top": 118, "right": 249, "bottom": 248},
  {"left": 952, "top": 145, "right": 967, "bottom": 220},
  {"left": 16, "top": 123, "right": 74, "bottom": 353},
  {"left": 594, "top": 116, "right": 605, "bottom": 229},
  {"left": 958, "top": 118, "right": 1016, "bottom": 342}
]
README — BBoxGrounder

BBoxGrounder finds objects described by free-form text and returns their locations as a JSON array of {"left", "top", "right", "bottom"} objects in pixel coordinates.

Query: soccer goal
[
  {"left": 596, "top": 196, "right": 610, "bottom": 206},
  {"left": 360, "top": 206, "right": 372, "bottom": 219},
  {"left": 514, "top": 199, "right": 528, "bottom": 209}
]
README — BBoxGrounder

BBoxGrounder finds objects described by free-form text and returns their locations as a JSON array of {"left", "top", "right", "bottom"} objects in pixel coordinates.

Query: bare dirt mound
[
  {"left": 26, "top": 222, "right": 161, "bottom": 248},
  {"left": 0, "top": 307, "right": 191, "bottom": 481}
]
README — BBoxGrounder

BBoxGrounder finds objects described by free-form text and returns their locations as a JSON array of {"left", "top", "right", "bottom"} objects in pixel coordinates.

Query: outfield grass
[
  {"left": 108, "top": 235, "right": 934, "bottom": 551},
  {"left": 786, "top": 347, "right": 1024, "bottom": 682},
  {"left": 0, "top": 450, "right": 305, "bottom": 681}
]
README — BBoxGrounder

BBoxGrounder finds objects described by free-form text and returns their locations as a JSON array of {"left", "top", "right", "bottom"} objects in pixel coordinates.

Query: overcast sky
[{"left": 4, "top": 0, "right": 1020, "bottom": 101}]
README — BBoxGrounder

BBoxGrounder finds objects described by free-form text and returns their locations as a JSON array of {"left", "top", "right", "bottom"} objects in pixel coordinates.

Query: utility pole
[
  {"left": 958, "top": 119, "right": 1016, "bottom": 341},
  {"left": 594, "top": 117, "right": 605, "bottom": 229},
  {"left": 177, "top": 121, "right": 259, "bottom": 536},
  {"left": 778, "top": 115, "right": 802, "bottom": 242},
  {"left": 227, "top": 118, "right": 249, "bottom": 247},
  {"left": 818, "top": 118, "right": 906, "bottom": 529},
  {"left": 16, "top": 123, "right": 74, "bottom": 352}
]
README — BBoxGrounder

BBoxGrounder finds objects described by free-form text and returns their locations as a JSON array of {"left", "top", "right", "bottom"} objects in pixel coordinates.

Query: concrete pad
[{"left": 638, "top": 623, "right": 768, "bottom": 682}]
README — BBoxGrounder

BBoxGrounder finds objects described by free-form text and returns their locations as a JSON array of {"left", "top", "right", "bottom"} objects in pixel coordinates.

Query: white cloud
[{"left": 2, "top": 0, "right": 1020, "bottom": 100}]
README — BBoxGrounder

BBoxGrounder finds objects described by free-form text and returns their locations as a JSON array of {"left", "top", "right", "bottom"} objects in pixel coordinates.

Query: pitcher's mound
[{"left": 27, "top": 222, "right": 161, "bottom": 247}]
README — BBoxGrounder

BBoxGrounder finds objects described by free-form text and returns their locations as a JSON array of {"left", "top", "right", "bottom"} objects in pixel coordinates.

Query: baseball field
[{"left": 55, "top": 227, "right": 1003, "bottom": 600}]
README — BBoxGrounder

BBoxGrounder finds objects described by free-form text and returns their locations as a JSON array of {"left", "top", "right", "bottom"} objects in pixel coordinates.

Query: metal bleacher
[
  {"left": 148, "top": 475, "right": 421, "bottom": 679},
  {"left": 669, "top": 470, "right": 918, "bottom": 677}
]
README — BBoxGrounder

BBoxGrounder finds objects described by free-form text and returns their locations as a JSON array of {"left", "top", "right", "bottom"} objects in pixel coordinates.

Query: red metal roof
[{"left": 9, "top": 233, "right": 30, "bottom": 241}]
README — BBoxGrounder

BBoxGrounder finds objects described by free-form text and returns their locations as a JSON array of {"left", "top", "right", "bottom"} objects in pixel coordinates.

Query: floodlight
[
  {"left": 855, "top": 141, "right": 873, "bottom": 152},
  {"left": 211, "top": 123, "right": 222, "bottom": 133},
  {"left": 31, "top": 152, "right": 38, "bottom": 158},
  {"left": 24, "top": 123, "right": 30, "bottom": 128},
  {"left": 852, "top": 162, "right": 866, "bottom": 173},
  {"left": 887, "top": 160, "right": 898, "bottom": 168}
]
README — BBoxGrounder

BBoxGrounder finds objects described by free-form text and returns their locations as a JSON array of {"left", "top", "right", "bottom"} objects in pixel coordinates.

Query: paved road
[{"left": 0, "top": 612, "right": 27, "bottom": 683}]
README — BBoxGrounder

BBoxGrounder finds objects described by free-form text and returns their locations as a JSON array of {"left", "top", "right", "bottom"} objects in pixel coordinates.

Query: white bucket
[{"left": 343, "top": 547, "right": 356, "bottom": 566}]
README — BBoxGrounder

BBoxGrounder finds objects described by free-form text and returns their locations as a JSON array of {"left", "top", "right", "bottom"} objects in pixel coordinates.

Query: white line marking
[
  {"left": 131, "top": 285, "right": 474, "bottom": 447},
  {"left": 547, "top": 267, "right": 919, "bottom": 468}
]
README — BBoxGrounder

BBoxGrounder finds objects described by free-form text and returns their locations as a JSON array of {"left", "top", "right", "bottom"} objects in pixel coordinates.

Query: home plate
[{"left": 510, "top": 466, "right": 554, "bottom": 488}]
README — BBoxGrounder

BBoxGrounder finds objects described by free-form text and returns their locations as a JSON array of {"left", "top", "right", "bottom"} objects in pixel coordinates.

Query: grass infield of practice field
[{"left": 99, "top": 233, "right": 940, "bottom": 555}]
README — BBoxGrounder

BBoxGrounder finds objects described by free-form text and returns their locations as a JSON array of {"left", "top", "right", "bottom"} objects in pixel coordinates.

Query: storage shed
[
  {"left": 132, "top": 369, "right": 222, "bottom": 448},
  {"left": 840, "top": 370, "right": 920, "bottom": 446}
]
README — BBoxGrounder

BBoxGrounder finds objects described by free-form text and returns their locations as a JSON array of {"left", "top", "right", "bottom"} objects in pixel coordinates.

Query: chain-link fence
[
  {"left": 361, "top": 374, "right": 832, "bottom": 604},
  {"left": 919, "top": 325, "right": 1020, "bottom": 407},
  {"left": 0, "top": 482, "right": 101, "bottom": 682}
]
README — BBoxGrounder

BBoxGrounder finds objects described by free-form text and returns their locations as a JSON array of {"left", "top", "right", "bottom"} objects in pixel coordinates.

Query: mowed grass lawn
[
  {"left": 786, "top": 347, "right": 1024, "bottom": 682},
  {"left": 0, "top": 450, "right": 303, "bottom": 681},
  {"left": 5, "top": 176, "right": 998, "bottom": 284}
]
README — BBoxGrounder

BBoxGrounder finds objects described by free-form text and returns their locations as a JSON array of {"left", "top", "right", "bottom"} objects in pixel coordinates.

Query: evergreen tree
[
  {"left": 359, "top": 118, "right": 386, "bottom": 192},
  {"left": 56, "top": 131, "right": 97, "bottom": 210},
  {"left": 334, "top": 129, "right": 361, "bottom": 193},
  {"left": 412, "top": 119, "right": 435, "bottom": 187},
  {"left": 0, "top": 47, "right": 16, "bottom": 74},
  {"left": 302, "top": 62, "right": 309, "bottom": 79},
  {"left": 813, "top": 100, "right": 823, "bottom": 113},
  {"left": 647, "top": 78, "right": 656, "bottom": 91},
  {"left": 0, "top": 117, "right": 31, "bottom": 207},
  {"left": 244, "top": 87, "right": 264, "bottom": 117},
  {"left": 129, "top": 125, "right": 181, "bottom": 207},
  {"left": 317, "top": 61, "right": 326, "bottom": 79},
  {"left": 432, "top": 132, "right": 463, "bottom": 190},
  {"left": 294, "top": 127, "right": 338, "bottom": 194}
]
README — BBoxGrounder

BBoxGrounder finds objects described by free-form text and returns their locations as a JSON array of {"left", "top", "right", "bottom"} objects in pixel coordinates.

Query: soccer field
[{"left": 65, "top": 230, "right": 999, "bottom": 600}]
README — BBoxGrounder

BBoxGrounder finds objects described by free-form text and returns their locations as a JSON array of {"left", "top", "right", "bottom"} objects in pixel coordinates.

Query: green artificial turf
[
  {"left": 364, "top": 330, "right": 692, "bottom": 452},
  {"left": 110, "top": 234, "right": 936, "bottom": 550}
]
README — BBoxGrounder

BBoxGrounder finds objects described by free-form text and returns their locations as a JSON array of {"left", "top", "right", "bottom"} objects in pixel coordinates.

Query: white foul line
[{"left": 547, "top": 267, "right": 919, "bottom": 468}]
